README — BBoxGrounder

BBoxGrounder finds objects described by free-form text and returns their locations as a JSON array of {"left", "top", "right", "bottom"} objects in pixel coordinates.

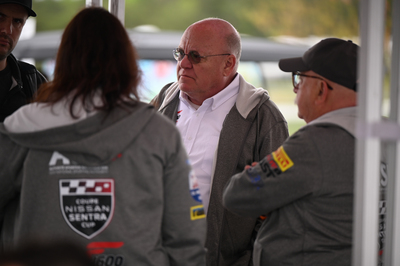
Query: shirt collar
[{"left": 179, "top": 73, "right": 240, "bottom": 111}]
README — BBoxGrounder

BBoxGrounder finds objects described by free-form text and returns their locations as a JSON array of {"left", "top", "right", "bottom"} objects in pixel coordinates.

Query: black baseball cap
[
  {"left": 0, "top": 0, "right": 36, "bottom": 17},
  {"left": 279, "top": 38, "right": 359, "bottom": 91}
]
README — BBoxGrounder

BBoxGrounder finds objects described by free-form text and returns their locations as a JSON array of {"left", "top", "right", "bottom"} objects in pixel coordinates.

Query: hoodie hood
[
  {"left": 159, "top": 74, "right": 270, "bottom": 119},
  {"left": 307, "top": 106, "right": 357, "bottom": 137},
  {"left": 0, "top": 102, "right": 156, "bottom": 166}
]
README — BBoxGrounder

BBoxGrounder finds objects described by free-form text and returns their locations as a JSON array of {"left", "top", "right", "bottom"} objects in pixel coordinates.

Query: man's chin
[
  {"left": 297, "top": 112, "right": 303, "bottom": 120},
  {"left": 178, "top": 81, "right": 195, "bottom": 93},
  {"left": 0, "top": 50, "right": 11, "bottom": 62}
]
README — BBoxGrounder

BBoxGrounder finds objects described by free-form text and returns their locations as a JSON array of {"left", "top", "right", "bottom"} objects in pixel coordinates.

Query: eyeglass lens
[
  {"left": 292, "top": 73, "right": 300, "bottom": 87},
  {"left": 291, "top": 72, "right": 333, "bottom": 90},
  {"left": 173, "top": 49, "right": 202, "bottom": 64}
]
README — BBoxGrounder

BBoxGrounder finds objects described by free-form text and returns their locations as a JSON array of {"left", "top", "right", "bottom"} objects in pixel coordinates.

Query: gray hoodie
[{"left": 0, "top": 101, "right": 206, "bottom": 266}]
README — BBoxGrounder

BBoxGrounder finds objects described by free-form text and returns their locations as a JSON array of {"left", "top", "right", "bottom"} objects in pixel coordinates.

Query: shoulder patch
[{"left": 272, "top": 146, "right": 294, "bottom": 172}]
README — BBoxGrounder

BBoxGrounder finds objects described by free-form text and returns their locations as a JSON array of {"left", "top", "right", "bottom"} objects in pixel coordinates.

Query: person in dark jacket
[
  {"left": 223, "top": 38, "right": 360, "bottom": 266},
  {"left": 0, "top": 0, "right": 46, "bottom": 122}
]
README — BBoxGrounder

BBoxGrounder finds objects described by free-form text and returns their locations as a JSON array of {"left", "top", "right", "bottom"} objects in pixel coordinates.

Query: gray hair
[{"left": 226, "top": 31, "right": 242, "bottom": 67}]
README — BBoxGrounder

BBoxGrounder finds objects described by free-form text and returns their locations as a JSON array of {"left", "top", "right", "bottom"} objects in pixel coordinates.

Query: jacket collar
[
  {"left": 7, "top": 53, "right": 23, "bottom": 88},
  {"left": 307, "top": 107, "right": 357, "bottom": 137},
  {"left": 159, "top": 74, "right": 270, "bottom": 119}
]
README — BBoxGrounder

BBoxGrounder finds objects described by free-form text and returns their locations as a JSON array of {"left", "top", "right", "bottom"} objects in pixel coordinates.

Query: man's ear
[
  {"left": 315, "top": 81, "right": 329, "bottom": 105},
  {"left": 223, "top": 55, "right": 236, "bottom": 76}
]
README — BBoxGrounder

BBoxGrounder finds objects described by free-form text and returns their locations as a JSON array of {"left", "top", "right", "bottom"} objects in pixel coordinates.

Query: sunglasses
[
  {"left": 292, "top": 72, "right": 333, "bottom": 90},
  {"left": 173, "top": 48, "right": 230, "bottom": 64}
]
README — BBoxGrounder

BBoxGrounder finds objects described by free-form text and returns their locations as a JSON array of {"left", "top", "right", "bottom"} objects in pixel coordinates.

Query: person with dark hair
[
  {"left": 0, "top": 0, "right": 46, "bottom": 122},
  {"left": 0, "top": 7, "right": 206, "bottom": 266},
  {"left": 151, "top": 18, "right": 288, "bottom": 266},
  {"left": 223, "top": 38, "right": 360, "bottom": 266}
]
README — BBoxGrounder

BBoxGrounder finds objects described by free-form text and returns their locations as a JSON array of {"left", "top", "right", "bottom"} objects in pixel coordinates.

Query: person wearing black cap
[
  {"left": 0, "top": 0, "right": 46, "bottom": 122},
  {"left": 222, "top": 38, "right": 360, "bottom": 266}
]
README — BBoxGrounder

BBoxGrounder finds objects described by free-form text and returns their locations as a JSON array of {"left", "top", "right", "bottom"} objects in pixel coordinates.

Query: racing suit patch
[
  {"left": 272, "top": 146, "right": 293, "bottom": 172},
  {"left": 190, "top": 205, "right": 206, "bottom": 220}
]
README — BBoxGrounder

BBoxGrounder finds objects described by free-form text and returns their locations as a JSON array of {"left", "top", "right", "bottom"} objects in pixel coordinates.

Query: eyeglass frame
[
  {"left": 173, "top": 48, "right": 231, "bottom": 64},
  {"left": 292, "top": 72, "right": 333, "bottom": 90}
]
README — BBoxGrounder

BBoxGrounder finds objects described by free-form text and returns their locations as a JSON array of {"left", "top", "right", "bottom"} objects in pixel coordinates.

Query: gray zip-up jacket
[
  {"left": 0, "top": 102, "right": 206, "bottom": 266},
  {"left": 152, "top": 74, "right": 288, "bottom": 266},
  {"left": 223, "top": 107, "right": 358, "bottom": 266}
]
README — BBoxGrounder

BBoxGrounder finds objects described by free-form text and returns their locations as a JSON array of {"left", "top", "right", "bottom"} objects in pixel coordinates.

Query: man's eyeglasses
[
  {"left": 292, "top": 72, "right": 333, "bottom": 90},
  {"left": 173, "top": 48, "right": 230, "bottom": 64}
]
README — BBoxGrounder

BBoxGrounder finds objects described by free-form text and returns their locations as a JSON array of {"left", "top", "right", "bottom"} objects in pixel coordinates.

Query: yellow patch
[
  {"left": 190, "top": 205, "right": 206, "bottom": 220},
  {"left": 272, "top": 146, "right": 294, "bottom": 172}
]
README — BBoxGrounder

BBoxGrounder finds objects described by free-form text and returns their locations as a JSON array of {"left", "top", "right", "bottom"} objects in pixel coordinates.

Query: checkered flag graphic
[{"left": 60, "top": 180, "right": 112, "bottom": 195}]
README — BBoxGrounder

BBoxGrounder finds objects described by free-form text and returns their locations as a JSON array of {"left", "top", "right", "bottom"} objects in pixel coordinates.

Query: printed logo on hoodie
[
  {"left": 59, "top": 179, "right": 115, "bottom": 239},
  {"left": 49, "top": 151, "right": 109, "bottom": 175}
]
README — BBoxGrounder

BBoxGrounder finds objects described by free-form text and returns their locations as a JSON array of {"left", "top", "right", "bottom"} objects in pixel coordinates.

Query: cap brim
[
  {"left": 0, "top": 1, "right": 36, "bottom": 17},
  {"left": 28, "top": 9, "right": 36, "bottom": 17},
  {"left": 278, "top": 57, "right": 309, "bottom": 73}
]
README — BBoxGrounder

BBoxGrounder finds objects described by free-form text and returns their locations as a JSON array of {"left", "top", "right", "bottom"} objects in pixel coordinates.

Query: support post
[
  {"left": 85, "top": 0, "right": 102, "bottom": 7},
  {"left": 353, "top": 0, "right": 385, "bottom": 265},
  {"left": 109, "top": 0, "right": 125, "bottom": 26},
  {"left": 384, "top": 0, "right": 400, "bottom": 265}
]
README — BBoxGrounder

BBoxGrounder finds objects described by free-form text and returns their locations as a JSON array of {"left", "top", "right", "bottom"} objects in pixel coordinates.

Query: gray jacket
[
  {"left": 223, "top": 107, "right": 358, "bottom": 266},
  {"left": 0, "top": 102, "right": 206, "bottom": 266},
  {"left": 153, "top": 74, "right": 288, "bottom": 266}
]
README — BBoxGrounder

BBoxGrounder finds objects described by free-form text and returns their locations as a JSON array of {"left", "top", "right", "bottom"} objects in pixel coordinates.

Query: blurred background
[{"left": 16, "top": 0, "right": 394, "bottom": 134}]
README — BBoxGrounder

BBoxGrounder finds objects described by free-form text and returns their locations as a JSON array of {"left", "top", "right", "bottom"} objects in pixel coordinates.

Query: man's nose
[
  {"left": 293, "top": 86, "right": 298, "bottom": 94},
  {"left": 0, "top": 20, "right": 13, "bottom": 34},
  {"left": 179, "top": 53, "right": 192, "bottom": 68}
]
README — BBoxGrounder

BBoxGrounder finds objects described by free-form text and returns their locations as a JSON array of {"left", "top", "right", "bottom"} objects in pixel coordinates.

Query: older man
[
  {"left": 223, "top": 38, "right": 360, "bottom": 266},
  {"left": 0, "top": 0, "right": 46, "bottom": 122},
  {"left": 152, "top": 18, "right": 288, "bottom": 265}
]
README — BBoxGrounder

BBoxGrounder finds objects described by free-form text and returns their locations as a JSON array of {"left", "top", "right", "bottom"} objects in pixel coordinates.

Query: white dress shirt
[{"left": 176, "top": 75, "right": 240, "bottom": 213}]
